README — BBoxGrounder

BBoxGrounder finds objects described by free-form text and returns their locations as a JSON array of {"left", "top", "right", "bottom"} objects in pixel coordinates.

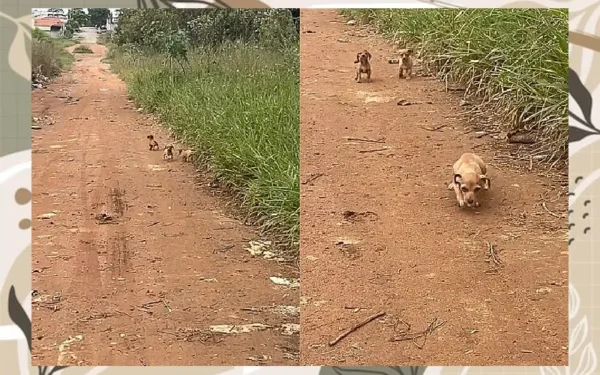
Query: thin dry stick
[
  {"left": 390, "top": 317, "right": 445, "bottom": 349},
  {"left": 329, "top": 311, "right": 386, "bottom": 346},
  {"left": 486, "top": 241, "right": 501, "bottom": 266},
  {"left": 347, "top": 137, "right": 386, "bottom": 144},
  {"left": 359, "top": 148, "right": 389, "bottom": 154},
  {"left": 541, "top": 202, "right": 564, "bottom": 219},
  {"left": 302, "top": 173, "right": 325, "bottom": 185},
  {"left": 420, "top": 124, "right": 448, "bottom": 132}
]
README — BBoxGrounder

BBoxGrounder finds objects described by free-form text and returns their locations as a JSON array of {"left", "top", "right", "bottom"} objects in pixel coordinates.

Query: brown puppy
[
  {"left": 354, "top": 50, "right": 372, "bottom": 83},
  {"left": 147, "top": 135, "right": 159, "bottom": 151},
  {"left": 178, "top": 149, "right": 195, "bottom": 163},
  {"left": 447, "top": 153, "right": 491, "bottom": 208},
  {"left": 398, "top": 49, "right": 414, "bottom": 80},
  {"left": 163, "top": 144, "right": 175, "bottom": 161}
]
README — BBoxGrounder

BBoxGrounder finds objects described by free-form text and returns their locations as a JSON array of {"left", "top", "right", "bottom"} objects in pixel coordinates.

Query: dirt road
[
  {"left": 300, "top": 10, "right": 568, "bottom": 366},
  {"left": 31, "top": 43, "right": 298, "bottom": 366}
]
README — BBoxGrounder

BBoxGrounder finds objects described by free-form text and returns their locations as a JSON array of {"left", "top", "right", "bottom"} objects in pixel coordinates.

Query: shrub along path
[
  {"left": 31, "top": 43, "right": 299, "bottom": 366},
  {"left": 300, "top": 9, "right": 568, "bottom": 366}
]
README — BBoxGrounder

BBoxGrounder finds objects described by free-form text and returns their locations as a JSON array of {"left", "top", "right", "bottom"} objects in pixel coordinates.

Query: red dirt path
[
  {"left": 31, "top": 43, "right": 299, "bottom": 366},
  {"left": 299, "top": 9, "right": 568, "bottom": 366}
]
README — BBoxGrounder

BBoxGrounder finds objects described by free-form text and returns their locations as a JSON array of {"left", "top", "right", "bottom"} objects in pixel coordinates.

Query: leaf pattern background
[{"left": 0, "top": 0, "right": 598, "bottom": 375}]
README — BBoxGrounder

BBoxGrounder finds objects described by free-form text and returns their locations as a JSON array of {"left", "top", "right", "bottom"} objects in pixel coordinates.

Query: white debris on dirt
[
  {"left": 280, "top": 323, "right": 300, "bottom": 336},
  {"left": 209, "top": 323, "right": 272, "bottom": 334},
  {"left": 269, "top": 276, "right": 300, "bottom": 288},
  {"left": 273, "top": 305, "right": 299, "bottom": 317},
  {"left": 245, "top": 240, "right": 284, "bottom": 261},
  {"left": 57, "top": 334, "right": 83, "bottom": 365},
  {"left": 248, "top": 355, "right": 271, "bottom": 362},
  {"left": 38, "top": 212, "right": 58, "bottom": 219}
]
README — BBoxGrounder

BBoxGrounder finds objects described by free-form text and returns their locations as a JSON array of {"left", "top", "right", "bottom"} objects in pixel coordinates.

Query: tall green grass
[
  {"left": 111, "top": 43, "right": 299, "bottom": 251},
  {"left": 342, "top": 9, "right": 569, "bottom": 160}
]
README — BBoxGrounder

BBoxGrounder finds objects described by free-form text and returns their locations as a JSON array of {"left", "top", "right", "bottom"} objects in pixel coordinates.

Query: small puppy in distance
[
  {"left": 163, "top": 144, "right": 175, "bottom": 161},
  {"left": 354, "top": 50, "right": 372, "bottom": 83},
  {"left": 447, "top": 153, "right": 491, "bottom": 208},
  {"left": 147, "top": 135, "right": 159, "bottom": 151},
  {"left": 398, "top": 49, "right": 414, "bottom": 80},
  {"left": 178, "top": 149, "right": 195, "bottom": 163}
]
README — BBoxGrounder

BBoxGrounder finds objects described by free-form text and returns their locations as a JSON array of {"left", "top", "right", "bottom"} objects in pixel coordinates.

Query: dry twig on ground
[
  {"left": 329, "top": 311, "right": 386, "bottom": 346},
  {"left": 389, "top": 317, "right": 446, "bottom": 349}
]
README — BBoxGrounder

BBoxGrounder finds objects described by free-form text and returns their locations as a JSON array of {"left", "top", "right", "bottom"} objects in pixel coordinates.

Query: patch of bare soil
[
  {"left": 32, "top": 43, "right": 298, "bottom": 366},
  {"left": 299, "top": 9, "right": 567, "bottom": 366}
]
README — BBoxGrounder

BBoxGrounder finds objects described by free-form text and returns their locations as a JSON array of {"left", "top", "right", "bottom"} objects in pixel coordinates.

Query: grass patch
[
  {"left": 341, "top": 9, "right": 569, "bottom": 161},
  {"left": 111, "top": 43, "right": 299, "bottom": 251},
  {"left": 32, "top": 32, "right": 76, "bottom": 78},
  {"left": 73, "top": 44, "right": 94, "bottom": 54}
]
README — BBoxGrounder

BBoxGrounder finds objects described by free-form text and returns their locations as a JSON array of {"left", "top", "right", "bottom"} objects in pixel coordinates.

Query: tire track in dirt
[
  {"left": 300, "top": 10, "right": 567, "bottom": 366},
  {"left": 32, "top": 43, "right": 298, "bottom": 366}
]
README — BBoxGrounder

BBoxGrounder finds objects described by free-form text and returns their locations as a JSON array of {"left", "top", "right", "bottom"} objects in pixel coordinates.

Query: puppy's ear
[
  {"left": 366, "top": 51, "right": 372, "bottom": 60},
  {"left": 354, "top": 53, "right": 360, "bottom": 64},
  {"left": 453, "top": 173, "right": 462, "bottom": 185},
  {"left": 480, "top": 175, "right": 491, "bottom": 190}
]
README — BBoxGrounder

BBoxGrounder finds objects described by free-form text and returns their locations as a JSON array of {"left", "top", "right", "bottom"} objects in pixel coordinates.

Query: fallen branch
[
  {"left": 486, "top": 241, "right": 501, "bottom": 266},
  {"left": 329, "top": 311, "right": 386, "bottom": 346},
  {"left": 389, "top": 317, "right": 445, "bottom": 349},
  {"left": 347, "top": 137, "right": 386, "bottom": 144}
]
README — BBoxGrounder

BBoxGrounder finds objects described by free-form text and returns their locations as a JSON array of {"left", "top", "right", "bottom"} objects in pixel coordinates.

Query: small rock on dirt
[
  {"left": 475, "top": 131, "right": 487, "bottom": 138},
  {"left": 347, "top": 20, "right": 356, "bottom": 25}
]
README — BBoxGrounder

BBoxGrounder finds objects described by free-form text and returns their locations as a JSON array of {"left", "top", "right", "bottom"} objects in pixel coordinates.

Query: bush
[
  {"left": 31, "top": 32, "right": 75, "bottom": 79},
  {"left": 113, "top": 9, "right": 298, "bottom": 52},
  {"left": 73, "top": 44, "right": 94, "bottom": 54},
  {"left": 342, "top": 9, "right": 569, "bottom": 160},
  {"left": 109, "top": 10, "right": 300, "bottom": 251}
]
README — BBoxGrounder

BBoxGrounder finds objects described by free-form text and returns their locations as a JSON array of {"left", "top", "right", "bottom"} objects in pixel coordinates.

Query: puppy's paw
[
  {"left": 447, "top": 183, "right": 454, "bottom": 191},
  {"left": 474, "top": 201, "right": 480, "bottom": 207},
  {"left": 458, "top": 200, "right": 465, "bottom": 208}
]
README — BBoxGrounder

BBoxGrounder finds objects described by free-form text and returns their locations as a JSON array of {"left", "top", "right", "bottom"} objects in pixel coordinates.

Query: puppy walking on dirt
[
  {"left": 178, "top": 149, "right": 195, "bottom": 163},
  {"left": 447, "top": 153, "right": 491, "bottom": 208},
  {"left": 147, "top": 135, "right": 160, "bottom": 151},
  {"left": 354, "top": 50, "right": 372, "bottom": 83},
  {"left": 163, "top": 144, "right": 175, "bottom": 161},
  {"left": 397, "top": 49, "right": 414, "bottom": 80}
]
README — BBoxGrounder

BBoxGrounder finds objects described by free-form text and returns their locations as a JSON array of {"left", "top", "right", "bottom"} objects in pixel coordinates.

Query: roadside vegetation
[
  {"left": 106, "top": 9, "right": 300, "bottom": 252},
  {"left": 31, "top": 8, "right": 112, "bottom": 79},
  {"left": 31, "top": 28, "right": 76, "bottom": 79},
  {"left": 341, "top": 9, "right": 569, "bottom": 162}
]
